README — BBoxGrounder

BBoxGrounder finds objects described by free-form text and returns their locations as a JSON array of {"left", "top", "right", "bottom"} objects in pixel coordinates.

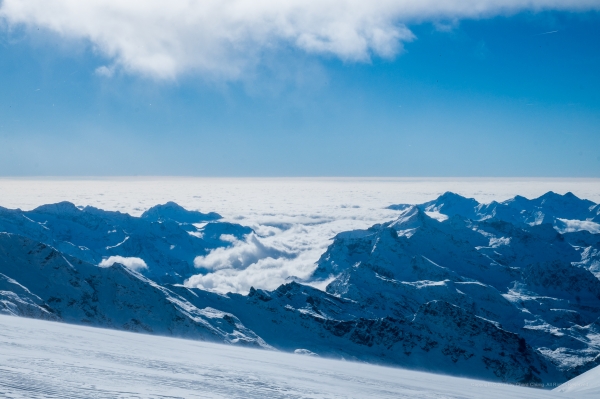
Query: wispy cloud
[
  {"left": 94, "top": 65, "right": 114, "bottom": 78},
  {"left": 99, "top": 256, "right": 148, "bottom": 271},
  {"left": 1, "top": 1, "right": 597, "bottom": 80},
  {"left": 536, "top": 30, "right": 559, "bottom": 35}
]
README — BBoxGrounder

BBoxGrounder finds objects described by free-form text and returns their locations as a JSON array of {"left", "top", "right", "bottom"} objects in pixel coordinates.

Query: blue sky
[{"left": 0, "top": 3, "right": 599, "bottom": 176}]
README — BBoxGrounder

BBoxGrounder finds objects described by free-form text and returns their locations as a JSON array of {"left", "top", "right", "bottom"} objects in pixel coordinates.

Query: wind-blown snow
[
  {"left": 0, "top": 315, "right": 586, "bottom": 398},
  {"left": 0, "top": 177, "right": 599, "bottom": 294},
  {"left": 555, "top": 362, "right": 600, "bottom": 397}
]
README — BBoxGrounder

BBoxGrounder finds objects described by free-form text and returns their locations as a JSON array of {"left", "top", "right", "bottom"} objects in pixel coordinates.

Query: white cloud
[
  {"left": 98, "top": 256, "right": 148, "bottom": 272},
  {"left": 555, "top": 218, "right": 600, "bottom": 234},
  {"left": 186, "top": 256, "right": 304, "bottom": 295},
  {"left": 1, "top": 1, "right": 597, "bottom": 80},
  {"left": 194, "top": 233, "right": 294, "bottom": 271},
  {"left": 188, "top": 225, "right": 341, "bottom": 294},
  {"left": 188, "top": 232, "right": 305, "bottom": 294}
]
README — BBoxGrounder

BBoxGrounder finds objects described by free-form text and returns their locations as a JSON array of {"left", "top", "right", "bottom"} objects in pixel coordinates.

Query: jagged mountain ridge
[
  {"left": 315, "top": 192, "right": 600, "bottom": 379},
  {"left": 0, "top": 232, "right": 270, "bottom": 348},
  {"left": 0, "top": 201, "right": 251, "bottom": 283},
  {"left": 388, "top": 191, "right": 600, "bottom": 228},
  {"left": 386, "top": 191, "right": 600, "bottom": 280},
  {"left": 1, "top": 229, "right": 555, "bottom": 383}
]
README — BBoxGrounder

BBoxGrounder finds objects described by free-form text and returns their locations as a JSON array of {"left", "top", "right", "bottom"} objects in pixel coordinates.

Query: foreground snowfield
[
  {"left": 555, "top": 362, "right": 600, "bottom": 395},
  {"left": 0, "top": 315, "right": 594, "bottom": 399}
]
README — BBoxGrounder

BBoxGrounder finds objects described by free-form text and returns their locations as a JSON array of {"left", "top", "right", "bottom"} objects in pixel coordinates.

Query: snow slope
[
  {"left": 555, "top": 359, "right": 600, "bottom": 396},
  {"left": 0, "top": 315, "right": 587, "bottom": 399}
]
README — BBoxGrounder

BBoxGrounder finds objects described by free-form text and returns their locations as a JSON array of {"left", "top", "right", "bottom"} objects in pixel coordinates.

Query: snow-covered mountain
[
  {"left": 141, "top": 201, "right": 222, "bottom": 223},
  {"left": 0, "top": 202, "right": 251, "bottom": 283},
  {"left": 171, "top": 282, "right": 561, "bottom": 384},
  {"left": 1, "top": 193, "right": 600, "bottom": 387},
  {"left": 0, "top": 233, "right": 270, "bottom": 348},
  {"left": 389, "top": 191, "right": 600, "bottom": 232},
  {"left": 312, "top": 192, "right": 600, "bottom": 380},
  {"left": 387, "top": 191, "right": 600, "bottom": 281}
]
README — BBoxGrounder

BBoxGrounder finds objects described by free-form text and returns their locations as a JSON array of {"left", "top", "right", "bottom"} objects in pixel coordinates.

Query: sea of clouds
[
  {"left": 1, "top": 1, "right": 598, "bottom": 80},
  {"left": 1, "top": 177, "right": 599, "bottom": 294}
]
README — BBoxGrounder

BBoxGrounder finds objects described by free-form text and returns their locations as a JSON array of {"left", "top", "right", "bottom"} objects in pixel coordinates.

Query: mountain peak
[
  {"left": 388, "top": 191, "right": 600, "bottom": 229},
  {"left": 388, "top": 206, "right": 433, "bottom": 231},
  {"left": 31, "top": 201, "right": 81, "bottom": 215},
  {"left": 438, "top": 191, "right": 470, "bottom": 201},
  {"left": 533, "top": 191, "right": 592, "bottom": 206},
  {"left": 141, "top": 202, "right": 221, "bottom": 223},
  {"left": 421, "top": 192, "right": 480, "bottom": 219}
]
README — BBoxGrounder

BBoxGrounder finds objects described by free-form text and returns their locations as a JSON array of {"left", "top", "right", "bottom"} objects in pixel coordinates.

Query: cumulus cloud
[
  {"left": 188, "top": 232, "right": 303, "bottom": 294},
  {"left": 555, "top": 218, "right": 600, "bottom": 234},
  {"left": 98, "top": 256, "right": 148, "bottom": 271},
  {"left": 194, "top": 233, "right": 294, "bottom": 271},
  {"left": 187, "top": 228, "right": 328, "bottom": 294},
  {"left": 187, "top": 256, "right": 309, "bottom": 295},
  {"left": 1, "top": 1, "right": 597, "bottom": 80}
]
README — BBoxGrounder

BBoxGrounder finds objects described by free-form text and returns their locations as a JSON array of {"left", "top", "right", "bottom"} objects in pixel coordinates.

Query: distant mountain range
[
  {"left": 0, "top": 202, "right": 248, "bottom": 283},
  {"left": 388, "top": 191, "right": 600, "bottom": 234},
  {"left": 1, "top": 192, "right": 599, "bottom": 386}
]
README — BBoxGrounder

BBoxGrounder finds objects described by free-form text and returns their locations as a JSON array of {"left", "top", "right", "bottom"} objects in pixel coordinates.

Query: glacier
[{"left": 1, "top": 190, "right": 600, "bottom": 390}]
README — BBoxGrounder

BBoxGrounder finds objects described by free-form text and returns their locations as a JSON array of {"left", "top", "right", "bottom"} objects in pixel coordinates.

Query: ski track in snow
[{"left": 0, "top": 315, "right": 586, "bottom": 399}]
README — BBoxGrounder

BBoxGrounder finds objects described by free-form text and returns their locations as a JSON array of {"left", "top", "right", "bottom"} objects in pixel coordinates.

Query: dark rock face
[
  {"left": 171, "top": 282, "right": 562, "bottom": 384},
  {"left": 523, "top": 261, "right": 600, "bottom": 305}
]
